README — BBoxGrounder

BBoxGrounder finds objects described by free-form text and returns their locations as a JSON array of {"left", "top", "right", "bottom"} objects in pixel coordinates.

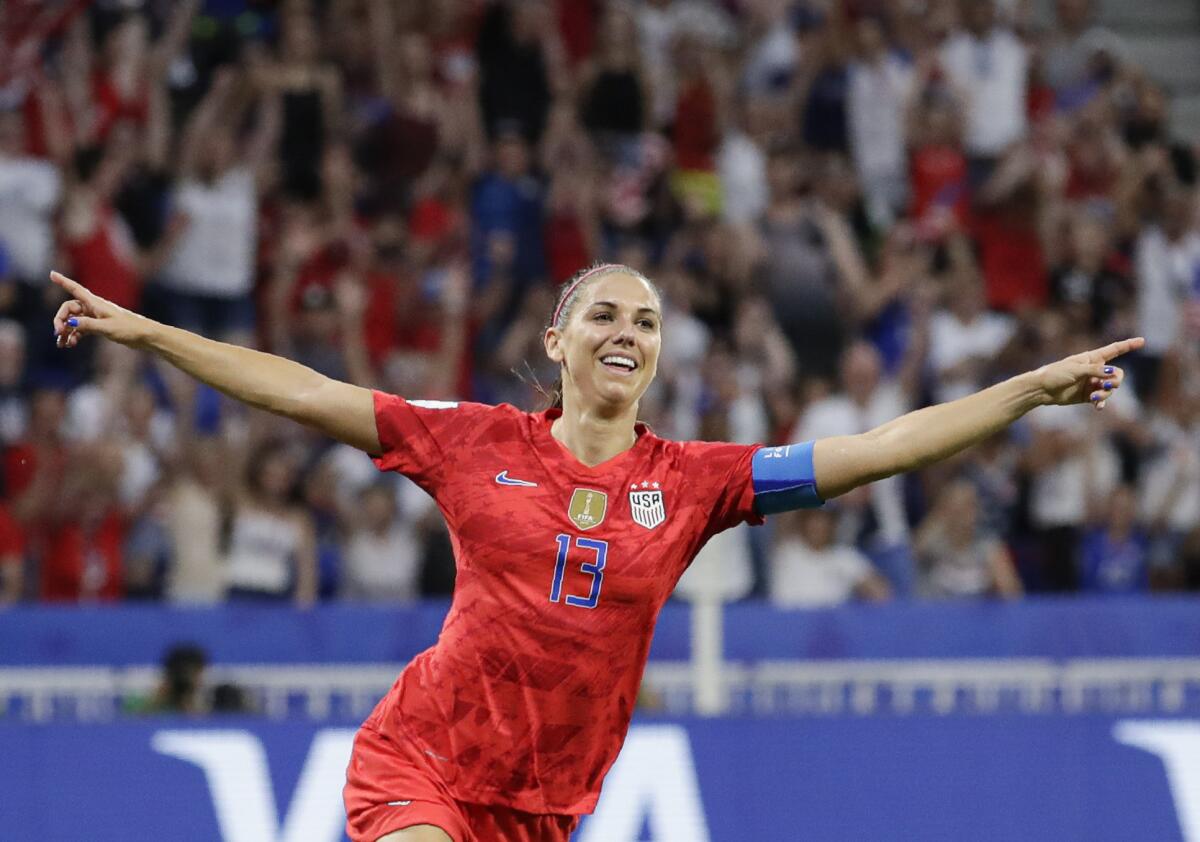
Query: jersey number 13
[{"left": 550, "top": 534, "right": 608, "bottom": 609}]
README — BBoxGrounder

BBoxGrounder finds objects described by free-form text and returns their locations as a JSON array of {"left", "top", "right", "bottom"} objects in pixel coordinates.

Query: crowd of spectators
[{"left": 1, "top": 0, "right": 1198, "bottom": 608}]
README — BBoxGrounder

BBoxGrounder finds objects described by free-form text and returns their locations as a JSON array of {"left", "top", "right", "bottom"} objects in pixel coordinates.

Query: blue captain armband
[{"left": 751, "top": 441, "right": 824, "bottom": 515}]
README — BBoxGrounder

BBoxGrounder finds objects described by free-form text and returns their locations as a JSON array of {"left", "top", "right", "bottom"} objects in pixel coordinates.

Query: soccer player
[{"left": 49, "top": 265, "right": 1139, "bottom": 841}]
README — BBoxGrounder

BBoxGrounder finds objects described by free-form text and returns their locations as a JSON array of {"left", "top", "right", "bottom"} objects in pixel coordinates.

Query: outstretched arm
[
  {"left": 50, "top": 272, "right": 381, "bottom": 454},
  {"left": 811, "top": 338, "right": 1144, "bottom": 500}
]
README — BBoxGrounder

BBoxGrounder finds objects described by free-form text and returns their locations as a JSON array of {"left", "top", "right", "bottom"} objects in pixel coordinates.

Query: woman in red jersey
[{"left": 49, "top": 265, "right": 1140, "bottom": 842}]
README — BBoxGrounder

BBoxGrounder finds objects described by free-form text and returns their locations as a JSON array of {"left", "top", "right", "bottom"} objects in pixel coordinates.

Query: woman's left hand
[{"left": 1035, "top": 337, "right": 1145, "bottom": 409}]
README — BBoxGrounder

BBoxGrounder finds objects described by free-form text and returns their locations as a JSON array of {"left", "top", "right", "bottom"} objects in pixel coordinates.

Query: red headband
[{"left": 551, "top": 264, "right": 621, "bottom": 327}]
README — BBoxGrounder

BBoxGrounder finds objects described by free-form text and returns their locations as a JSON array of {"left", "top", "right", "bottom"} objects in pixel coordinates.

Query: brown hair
[{"left": 541, "top": 262, "right": 661, "bottom": 409}]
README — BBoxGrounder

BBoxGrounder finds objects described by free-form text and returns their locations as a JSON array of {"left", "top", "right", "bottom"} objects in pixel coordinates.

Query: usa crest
[
  {"left": 568, "top": 488, "right": 607, "bottom": 531},
  {"left": 629, "top": 484, "right": 666, "bottom": 530}
]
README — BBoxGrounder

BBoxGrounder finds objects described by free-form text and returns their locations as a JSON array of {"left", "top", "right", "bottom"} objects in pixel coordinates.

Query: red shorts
[{"left": 344, "top": 723, "right": 581, "bottom": 842}]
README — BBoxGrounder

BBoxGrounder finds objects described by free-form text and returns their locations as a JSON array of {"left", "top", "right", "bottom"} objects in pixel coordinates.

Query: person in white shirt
[
  {"left": 341, "top": 482, "right": 424, "bottom": 603},
  {"left": 0, "top": 109, "right": 61, "bottom": 288},
  {"left": 1134, "top": 187, "right": 1200, "bottom": 367},
  {"left": 938, "top": 0, "right": 1028, "bottom": 164},
  {"left": 1042, "top": 0, "right": 1126, "bottom": 97},
  {"left": 915, "top": 478, "right": 1023, "bottom": 598},
  {"left": 847, "top": 16, "right": 914, "bottom": 226},
  {"left": 157, "top": 68, "right": 279, "bottom": 343},
  {"left": 225, "top": 441, "right": 317, "bottom": 604},
  {"left": 740, "top": 0, "right": 799, "bottom": 97},
  {"left": 717, "top": 97, "right": 771, "bottom": 225},
  {"left": 928, "top": 270, "right": 1014, "bottom": 403},
  {"left": 0, "top": 319, "right": 27, "bottom": 445},
  {"left": 770, "top": 507, "right": 891, "bottom": 608},
  {"left": 794, "top": 341, "right": 914, "bottom": 555}
]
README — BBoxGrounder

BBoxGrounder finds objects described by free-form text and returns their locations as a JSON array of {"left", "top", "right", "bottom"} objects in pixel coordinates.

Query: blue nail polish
[
  {"left": 1103, "top": 366, "right": 1114, "bottom": 375},
  {"left": 1091, "top": 394, "right": 1100, "bottom": 402},
  {"left": 1102, "top": 380, "right": 1112, "bottom": 389},
  {"left": 67, "top": 317, "right": 78, "bottom": 327}
]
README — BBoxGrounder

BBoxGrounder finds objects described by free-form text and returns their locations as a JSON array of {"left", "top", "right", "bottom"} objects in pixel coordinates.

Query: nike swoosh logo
[
  {"left": 495, "top": 470, "right": 538, "bottom": 487},
  {"left": 387, "top": 800, "right": 412, "bottom": 807}
]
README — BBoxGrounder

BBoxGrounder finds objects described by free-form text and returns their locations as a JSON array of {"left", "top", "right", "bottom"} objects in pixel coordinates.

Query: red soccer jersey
[{"left": 367, "top": 392, "right": 762, "bottom": 815}]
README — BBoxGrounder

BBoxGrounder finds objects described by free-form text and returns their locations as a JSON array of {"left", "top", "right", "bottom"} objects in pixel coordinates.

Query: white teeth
[{"left": 601, "top": 355, "right": 637, "bottom": 370}]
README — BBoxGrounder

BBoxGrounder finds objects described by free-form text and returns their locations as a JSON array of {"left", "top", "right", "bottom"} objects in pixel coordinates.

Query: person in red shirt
[
  {"left": 970, "top": 146, "right": 1051, "bottom": 311},
  {"left": 36, "top": 443, "right": 126, "bottom": 603},
  {"left": 909, "top": 92, "right": 971, "bottom": 233},
  {"left": 49, "top": 265, "right": 1139, "bottom": 842},
  {"left": 40, "top": 498, "right": 125, "bottom": 602},
  {"left": 60, "top": 139, "right": 142, "bottom": 311}
]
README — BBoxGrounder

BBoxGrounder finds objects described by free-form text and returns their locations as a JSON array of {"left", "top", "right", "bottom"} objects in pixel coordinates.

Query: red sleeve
[
  {"left": 371, "top": 391, "right": 498, "bottom": 494},
  {"left": 680, "top": 440, "right": 764, "bottom": 537}
]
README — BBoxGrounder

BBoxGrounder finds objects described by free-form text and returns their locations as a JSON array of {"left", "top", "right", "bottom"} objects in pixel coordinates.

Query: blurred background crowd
[{"left": 0, "top": 0, "right": 1198, "bottom": 609}]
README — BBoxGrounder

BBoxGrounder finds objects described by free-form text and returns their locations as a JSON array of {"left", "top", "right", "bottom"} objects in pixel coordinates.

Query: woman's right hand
[{"left": 51, "top": 271, "right": 155, "bottom": 350}]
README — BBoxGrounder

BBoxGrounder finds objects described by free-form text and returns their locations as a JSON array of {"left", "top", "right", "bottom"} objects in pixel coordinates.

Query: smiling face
[{"left": 544, "top": 270, "right": 662, "bottom": 414}]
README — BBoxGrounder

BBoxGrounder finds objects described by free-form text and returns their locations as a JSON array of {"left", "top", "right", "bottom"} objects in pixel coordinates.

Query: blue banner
[
  {"left": 0, "top": 714, "right": 1195, "bottom": 841},
  {"left": 5, "top": 596, "right": 1200, "bottom": 666}
]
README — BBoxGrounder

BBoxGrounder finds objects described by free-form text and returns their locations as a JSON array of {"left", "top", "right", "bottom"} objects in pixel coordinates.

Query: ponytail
[
  {"left": 546, "top": 375, "right": 563, "bottom": 410},
  {"left": 512, "top": 361, "right": 563, "bottom": 410}
]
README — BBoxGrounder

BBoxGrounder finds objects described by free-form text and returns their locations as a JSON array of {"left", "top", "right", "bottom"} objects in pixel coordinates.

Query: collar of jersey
[{"left": 533, "top": 409, "right": 655, "bottom": 475}]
